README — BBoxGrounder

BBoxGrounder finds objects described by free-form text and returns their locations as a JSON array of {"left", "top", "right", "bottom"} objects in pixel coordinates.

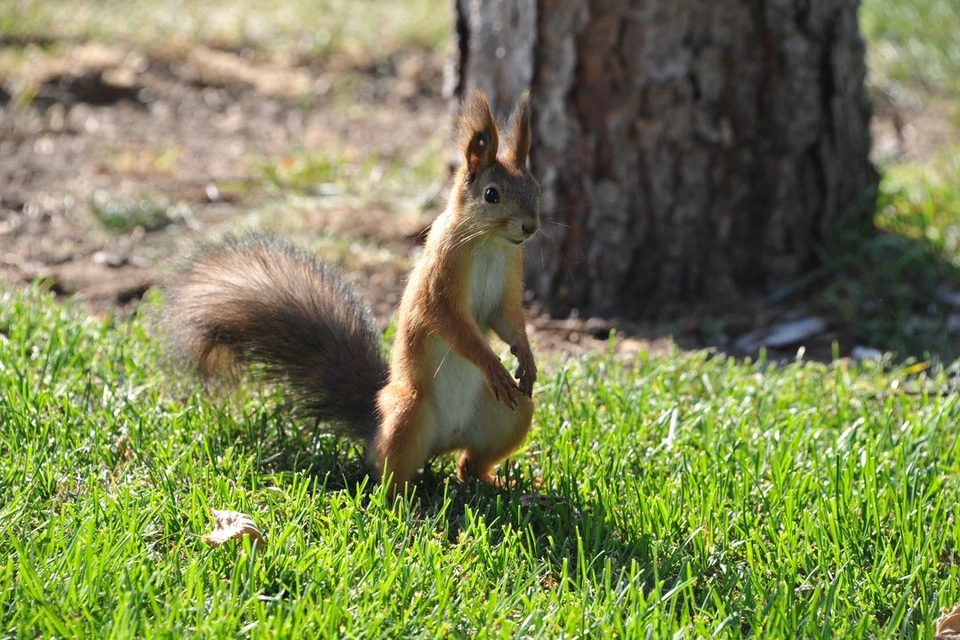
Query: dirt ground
[
  {"left": 1, "top": 44, "right": 443, "bottom": 306},
  {"left": 0, "top": 38, "right": 949, "bottom": 360},
  {"left": 0, "top": 39, "right": 672, "bottom": 358}
]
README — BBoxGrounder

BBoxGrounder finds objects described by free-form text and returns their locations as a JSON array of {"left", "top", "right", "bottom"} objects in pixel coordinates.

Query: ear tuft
[
  {"left": 508, "top": 90, "right": 532, "bottom": 166},
  {"left": 457, "top": 89, "right": 499, "bottom": 178}
]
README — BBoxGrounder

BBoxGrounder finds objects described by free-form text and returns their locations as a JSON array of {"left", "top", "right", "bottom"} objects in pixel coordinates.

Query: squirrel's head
[{"left": 455, "top": 89, "right": 540, "bottom": 246}]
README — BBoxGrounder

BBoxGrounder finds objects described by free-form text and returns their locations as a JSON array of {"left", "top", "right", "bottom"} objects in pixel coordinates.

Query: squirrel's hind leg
[
  {"left": 372, "top": 384, "right": 436, "bottom": 496},
  {"left": 456, "top": 392, "right": 533, "bottom": 484}
]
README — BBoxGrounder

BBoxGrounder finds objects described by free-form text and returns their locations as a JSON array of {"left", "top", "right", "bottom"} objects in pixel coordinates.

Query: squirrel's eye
[{"left": 484, "top": 187, "right": 500, "bottom": 204}]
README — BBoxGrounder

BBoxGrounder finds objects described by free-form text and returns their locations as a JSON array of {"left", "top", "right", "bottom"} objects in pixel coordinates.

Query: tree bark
[{"left": 448, "top": 0, "right": 878, "bottom": 316}]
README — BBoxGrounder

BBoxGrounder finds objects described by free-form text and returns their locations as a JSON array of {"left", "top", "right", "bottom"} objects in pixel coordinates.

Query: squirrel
[{"left": 163, "top": 89, "right": 541, "bottom": 494}]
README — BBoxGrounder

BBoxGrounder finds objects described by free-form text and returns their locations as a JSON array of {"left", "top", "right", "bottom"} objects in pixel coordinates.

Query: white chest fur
[
  {"left": 426, "top": 242, "right": 509, "bottom": 453},
  {"left": 468, "top": 242, "right": 508, "bottom": 328}
]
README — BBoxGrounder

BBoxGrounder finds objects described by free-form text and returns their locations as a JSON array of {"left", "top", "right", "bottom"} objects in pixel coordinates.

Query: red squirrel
[{"left": 165, "top": 89, "right": 540, "bottom": 494}]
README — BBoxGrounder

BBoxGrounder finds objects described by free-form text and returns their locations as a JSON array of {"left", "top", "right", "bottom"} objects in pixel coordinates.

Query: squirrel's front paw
[
  {"left": 511, "top": 344, "right": 537, "bottom": 398},
  {"left": 485, "top": 361, "right": 520, "bottom": 410}
]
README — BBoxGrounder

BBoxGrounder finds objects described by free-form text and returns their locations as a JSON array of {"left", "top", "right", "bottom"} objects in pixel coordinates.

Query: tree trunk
[{"left": 448, "top": 0, "right": 878, "bottom": 316}]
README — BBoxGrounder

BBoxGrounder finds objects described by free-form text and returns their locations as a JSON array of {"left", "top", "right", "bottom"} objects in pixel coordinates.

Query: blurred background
[{"left": 0, "top": 0, "right": 957, "bottom": 362}]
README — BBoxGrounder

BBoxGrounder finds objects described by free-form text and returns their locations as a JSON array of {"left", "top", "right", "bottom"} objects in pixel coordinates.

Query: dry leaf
[
  {"left": 201, "top": 508, "right": 266, "bottom": 549},
  {"left": 936, "top": 604, "right": 960, "bottom": 639}
]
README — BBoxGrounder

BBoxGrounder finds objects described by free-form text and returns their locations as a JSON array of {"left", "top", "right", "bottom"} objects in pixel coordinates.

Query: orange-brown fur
[
  {"left": 164, "top": 90, "right": 540, "bottom": 496},
  {"left": 373, "top": 89, "right": 540, "bottom": 492}
]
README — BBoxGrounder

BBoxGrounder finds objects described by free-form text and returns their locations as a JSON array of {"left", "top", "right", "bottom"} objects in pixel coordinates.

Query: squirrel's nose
[{"left": 522, "top": 222, "right": 539, "bottom": 237}]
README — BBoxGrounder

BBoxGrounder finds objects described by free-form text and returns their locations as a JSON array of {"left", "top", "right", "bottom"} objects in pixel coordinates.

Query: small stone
[
  {"left": 734, "top": 316, "right": 828, "bottom": 352},
  {"left": 585, "top": 317, "right": 611, "bottom": 340},
  {"left": 937, "top": 289, "right": 960, "bottom": 307},
  {"left": 764, "top": 317, "right": 828, "bottom": 348},
  {"left": 851, "top": 346, "right": 883, "bottom": 362}
]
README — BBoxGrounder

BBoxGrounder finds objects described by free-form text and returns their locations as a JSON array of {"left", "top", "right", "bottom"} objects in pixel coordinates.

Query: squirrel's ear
[
  {"left": 509, "top": 90, "right": 532, "bottom": 166},
  {"left": 457, "top": 89, "right": 499, "bottom": 179}
]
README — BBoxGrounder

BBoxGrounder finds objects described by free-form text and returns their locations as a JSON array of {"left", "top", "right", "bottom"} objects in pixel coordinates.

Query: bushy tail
[{"left": 163, "top": 233, "right": 387, "bottom": 440}]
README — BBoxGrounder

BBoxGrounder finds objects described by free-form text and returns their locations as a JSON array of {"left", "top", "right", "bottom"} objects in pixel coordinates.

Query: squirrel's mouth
[{"left": 510, "top": 238, "right": 524, "bottom": 245}]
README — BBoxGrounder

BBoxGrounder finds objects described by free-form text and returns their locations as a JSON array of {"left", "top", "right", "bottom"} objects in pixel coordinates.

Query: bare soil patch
[
  {"left": 1, "top": 37, "right": 956, "bottom": 362},
  {"left": 0, "top": 40, "right": 443, "bottom": 310},
  {"left": 0, "top": 38, "right": 652, "bottom": 359}
]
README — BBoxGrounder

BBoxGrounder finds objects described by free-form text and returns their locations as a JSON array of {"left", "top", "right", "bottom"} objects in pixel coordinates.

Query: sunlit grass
[
  {"left": 1, "top": 287, "right": 958, "bottom": 637},
  {"left": 813, "top": 144, "right": 960, "bottom": 361},
  {"left": 0, "top": 0, "right": 450, "bottom": 60},
  {"left": 257, "top": 134, "right": 448, "bottom": 206},
  {"left": 877, "top": 146, "right": 960, "bottom": 263},
  {"left": 861, "top": 0, "right": 960, "bottom": 96}
]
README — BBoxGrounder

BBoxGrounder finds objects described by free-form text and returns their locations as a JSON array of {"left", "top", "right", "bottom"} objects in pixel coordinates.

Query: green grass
[
  {"left": 257, "top": 136, "right": 448, "bottom": 207},
  {"left": 2, "top": 286, "right": 959, "bottom": 638},
  {"left": 2, "top": 4, "right": 960, "bottom": 634},
  {"left": 808, "top": 144, "right": 960, "bottom": 361},
  {"left": 861, "top": 0, "right": 960, "bottom": 96},
  {"left": 91, "top": 196, "right": 187, "bottom": 233},
  {"left": 0, "top": 0, "right": 449, "bottom": 60},
  {"left": 877, "top": 146, "right": 960, "bottom": 260},
  {"left": 840, "top": 0, "right": 960, "bottom": 360},
  {"left": 0, "top": 0, "right": 449, "bottom": 61}
]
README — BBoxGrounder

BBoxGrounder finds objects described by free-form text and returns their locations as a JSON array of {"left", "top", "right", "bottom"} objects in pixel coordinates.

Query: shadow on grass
[
  {"left": 579, "top": 219, "right": 960, "bottom": 366},
  {"left": 526, "top": 150, "right": 960, "bottom": 367},
  {"left": 236, "top": 416, "right": 663, "bottom": 594},
  {"left": 420, "top": 471, "right": 679, "bottom": 597},
  {"left": 807, "top": 228, "right": 960, "bottom": 363},
  {"left": 699, "top": 170, "right": 959, "bottom": 363}
]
